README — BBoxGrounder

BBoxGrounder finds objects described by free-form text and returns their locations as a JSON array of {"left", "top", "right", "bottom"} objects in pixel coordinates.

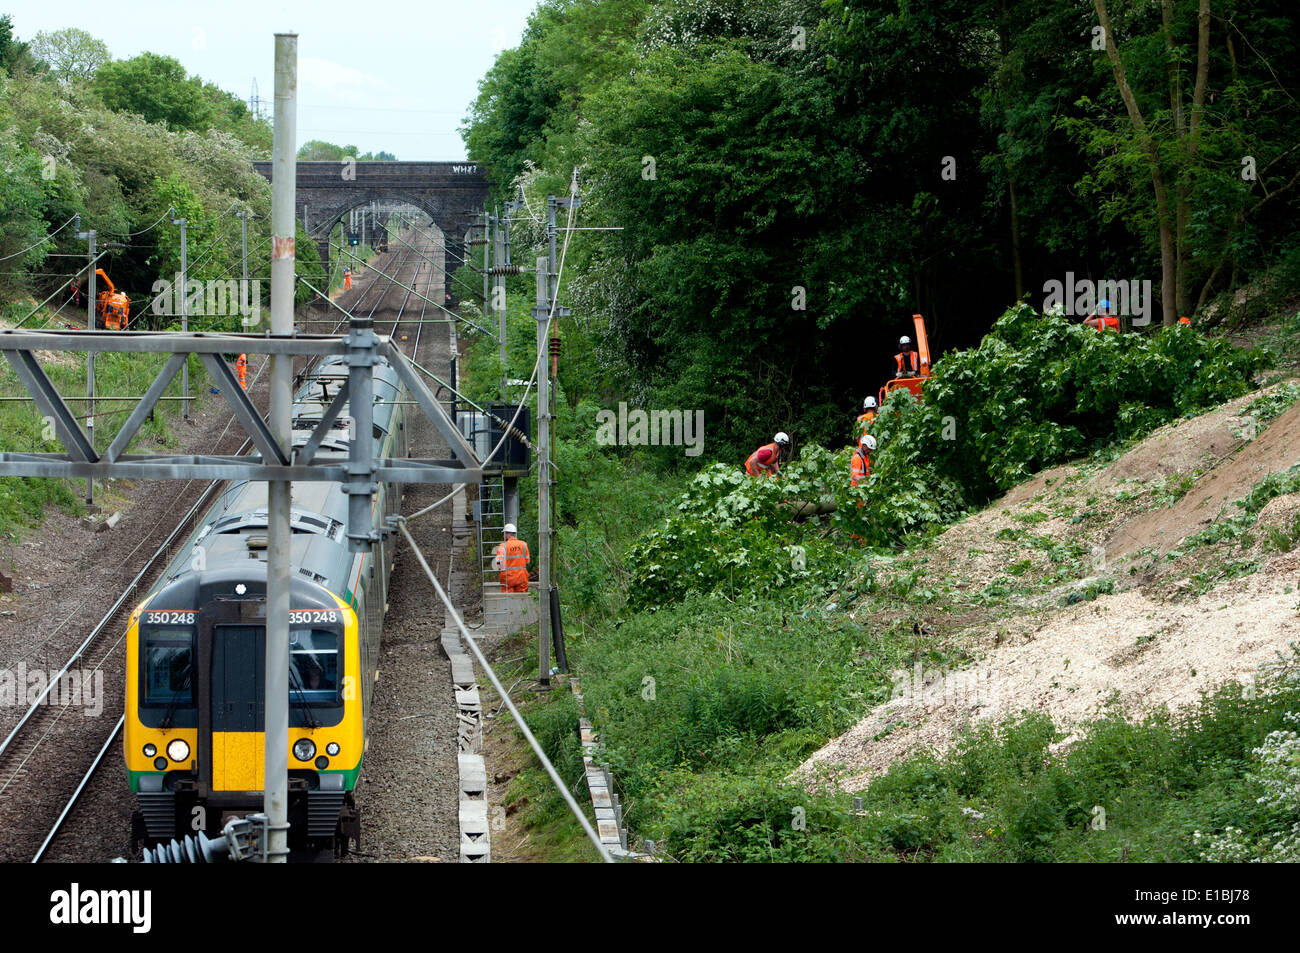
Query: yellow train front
[{"left": 123, "top": 355, "right": 406, "bottom": 854}]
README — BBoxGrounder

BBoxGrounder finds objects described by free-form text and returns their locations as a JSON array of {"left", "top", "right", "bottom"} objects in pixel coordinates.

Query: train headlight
[
  {"left": 293, "top": 738, "right": 316, "bottom": 762},
  {"left": 166, "top": 739, "right": 190, "bottom": 763},
  {"left": 153, "top": 757, "right": 168, "bottom": 771},
  {"left": 326, "top": 742, "right": 340, "bottom": 756},
  {"left": 143, "top": 744, "right": 157, "bottom": 758}
]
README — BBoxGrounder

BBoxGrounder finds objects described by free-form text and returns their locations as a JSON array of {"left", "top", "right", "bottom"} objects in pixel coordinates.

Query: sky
[{"left": 11, "top": 0, "right": 542, "bottom": 159}]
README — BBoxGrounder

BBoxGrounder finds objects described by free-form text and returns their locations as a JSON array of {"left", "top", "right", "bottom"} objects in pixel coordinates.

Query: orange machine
[
  {"left": 879, "top": 313, "right": 932, "bottom": 406},
  {"left": 94, "top": 268, "right": 130, "bottom": 331}
]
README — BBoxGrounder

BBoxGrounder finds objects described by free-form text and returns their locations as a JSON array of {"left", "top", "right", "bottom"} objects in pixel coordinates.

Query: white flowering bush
[{"left": 1196, "top": 711, "right": 1300, "bottom": 862}]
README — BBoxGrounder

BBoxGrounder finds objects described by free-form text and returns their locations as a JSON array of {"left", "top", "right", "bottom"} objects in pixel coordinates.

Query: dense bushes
[
  {"left": 616, "top": 647, "right": 1300, "bottom": 862},
  {"left": 854, "top": 304, "right": 1263, "bottom": 542},
  {"left": 0, "top": 47, "right": 342, "bottom": 312},
  {"left": 623, "top": 305, "right": 1262, "bottom": 600},
  {"left": 627, "top": 448, "right": 852, "bottom": 609}
]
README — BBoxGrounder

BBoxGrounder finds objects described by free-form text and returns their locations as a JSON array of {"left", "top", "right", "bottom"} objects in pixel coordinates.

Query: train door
[{"left": 210, "top": 624, "right": 266, "bottom": 792}]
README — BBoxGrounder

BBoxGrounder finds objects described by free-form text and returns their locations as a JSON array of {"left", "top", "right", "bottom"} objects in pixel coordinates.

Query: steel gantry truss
[{"left": 0, "top": 324, "right": 480, "bottom": 547}]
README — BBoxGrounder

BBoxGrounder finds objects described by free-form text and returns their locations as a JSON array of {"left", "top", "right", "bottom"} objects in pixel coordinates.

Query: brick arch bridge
[{"left": 251, "top": 160, "right": 490, "bottom": 281}]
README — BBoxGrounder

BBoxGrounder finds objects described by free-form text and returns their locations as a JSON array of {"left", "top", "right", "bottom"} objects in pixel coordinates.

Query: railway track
[{"left": 21, "top": 221, "right": 446, "bottom": 862}]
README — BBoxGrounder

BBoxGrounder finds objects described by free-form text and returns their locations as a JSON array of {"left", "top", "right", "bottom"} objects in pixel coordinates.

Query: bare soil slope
[{"left": 797, "top": 383, "right": 1300, "bottom": 794}]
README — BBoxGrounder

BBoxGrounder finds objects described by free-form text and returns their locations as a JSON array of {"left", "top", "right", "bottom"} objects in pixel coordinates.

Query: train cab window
[
  {"left": 142, "top": 628, "right": 194, "bottom": 705},
  {"left": 289, "top": 628, "right": 339, "bottom": 702}
]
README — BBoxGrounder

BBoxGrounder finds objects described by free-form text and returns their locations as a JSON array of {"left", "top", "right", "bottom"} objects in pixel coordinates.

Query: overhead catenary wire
[
  {"left": 387, "top": 221, "right": 485, "bottom": 300},
  {"left": 394, "top": 215, "right": 485, "bottom": 273},
  {"left": 101, "top": 208, "right": 174, "bottom": 239},
  {"left": 479, "top": 169, "right": 580, "bottom": 471},
  {"left": 348, "top": 248, "right": 497, "bottom": 338},
  {"left": 403, "top": 354, "right": 542, "bottom": 458},
  {"left": 404, "top": 170, "right": 580, "bottom": 528},
  {"left": 0, "top": 215, "right": 78, "bottom": 262},
  {"left": 393, "top": 517, "right": 614, "bottom": 863},
  {"left": 425, "top": 174, "right": 578, "bottom": 487}
]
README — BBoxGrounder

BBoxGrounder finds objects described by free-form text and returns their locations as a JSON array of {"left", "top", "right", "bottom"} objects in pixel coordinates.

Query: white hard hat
[
  {"left": 899, "top": 335, "right": 911, "bottom": 345},
  {"left": 774, "top": 432, "right": 790, "bottom": 446},
  {"left": 503, "top": 523, "right": 517, "bottom": 534},
  {"left": 863, "top": 396, "right": 877, "bottom": 409},
  {"left": 861, "top": 434, "right": 877, "bottom": 451}
]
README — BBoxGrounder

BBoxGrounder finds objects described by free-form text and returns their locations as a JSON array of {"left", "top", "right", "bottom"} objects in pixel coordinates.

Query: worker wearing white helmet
[
  {"left": 745, "top": 432, "right": 790, "bottom": 478},
  {"left": 856, "top": 395, "right": 878, "bottom": 434},
  {"left": 894, "top": 335, "right": 919, "bottom": 378},
  {"left": 492, "top": 522, "right": 531, "bottom": 592},
  {"left": 851, "top": 433, "right": 876, "bottom": 487}
]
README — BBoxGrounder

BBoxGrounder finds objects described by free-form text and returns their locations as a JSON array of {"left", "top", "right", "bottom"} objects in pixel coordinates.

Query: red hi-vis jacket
[
  {"left": 850, "top": 449, "right": 871, "bottom": 487},
  {"left": 745, "top": 442, "right": 781, "bottom": 477},
  {"left": 894, "top": 350, "right": 919, "bottom": 376},
  {"left": 494, "top": 537, "right": 531, "bottom": 592}
]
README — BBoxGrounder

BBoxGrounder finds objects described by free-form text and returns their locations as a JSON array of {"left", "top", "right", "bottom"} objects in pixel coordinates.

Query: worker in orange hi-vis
[
  {"left": 894, "top": 336, "right": 920, "bottom": 378},
  {"left": 236, "top": 353, "right": 248, "bottom": 390},
  {"left": 343, "top": 267, "right": 352, "bottom": 291},
  {"left": 1178, "top": 315, "right": 1191, "bottom": 325},
  {"left": 851, "top": 434, "right": 876, "bottom": 488},
  {"left": 856, "top": 396, "right": 877, "bottom": 435},
  {"left": 492, "top": 523, "right": 531, "bottom": 593},
  {"left": 1082, "top": 299, "right": 1121, "bottom": 332},
  {"left": 745, "top": 432, "right": 790, "bottom": 478}
]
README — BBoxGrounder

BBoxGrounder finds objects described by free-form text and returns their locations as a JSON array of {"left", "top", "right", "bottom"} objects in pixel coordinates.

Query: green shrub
[
  {"left": 856, "top": 305, "right": 1262, "bottom": 543},
  {"left": 627, "top": 449, "right": 852, "bottom": 608}
]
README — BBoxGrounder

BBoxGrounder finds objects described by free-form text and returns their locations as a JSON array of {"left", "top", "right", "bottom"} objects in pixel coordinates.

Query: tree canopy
[
  {"left": 297, "top": 140, "right": 397, "bottom": 161},
  {"left": 30, "top": 28, "right": 108, "bottom": 82},
  {"left": 462, "top": 0, "right": 1300, "bottom": 456}
]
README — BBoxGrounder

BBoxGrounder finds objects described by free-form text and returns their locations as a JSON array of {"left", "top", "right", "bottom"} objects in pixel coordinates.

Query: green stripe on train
[{"left": 128, "top": 761, "right": 363, "bottom": 793}]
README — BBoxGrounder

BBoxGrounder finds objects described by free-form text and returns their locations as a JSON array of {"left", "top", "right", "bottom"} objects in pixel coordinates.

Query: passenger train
[{"left": 124, "top": 353, "right": 407, "bottom": 855}]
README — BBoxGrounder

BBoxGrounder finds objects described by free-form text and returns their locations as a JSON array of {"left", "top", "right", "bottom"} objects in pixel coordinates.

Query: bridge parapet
[{"left": 250, "top": 160, "right": 490, "bottom": 278}]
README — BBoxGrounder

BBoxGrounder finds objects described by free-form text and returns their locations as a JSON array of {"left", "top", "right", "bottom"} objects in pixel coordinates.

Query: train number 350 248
[
  {"left": 289, "top": 610, "right": 340, "bottom": 625},
  {"left": 144, "top": 610, "right": 196, "bottom": 625}
]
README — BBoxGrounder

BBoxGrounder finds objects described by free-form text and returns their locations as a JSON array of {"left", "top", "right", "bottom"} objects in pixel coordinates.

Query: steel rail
[
  {"left": 31, "top": 716, "right": 125, "bottom": 863},
  {"left": 22, "top": 233, "right": 437, "bottom": 860}
]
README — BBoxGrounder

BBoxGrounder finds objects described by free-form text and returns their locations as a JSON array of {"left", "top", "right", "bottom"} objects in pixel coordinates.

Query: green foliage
[
  {"left": 297, "top": 140, "right": 397, "bottom": 161},
  {"left": 30, "top": 28, "right": 108, "bottom": 83},
  {"left": 578, "top": 594, "right": 899, "bottom": 794},
  {"left": 0, "top": 14, "right": 37, "bottom": 74},
  {"left": 94, "top": 52, "right": 211, "bottom": 132},
  {"left": 1, "top": 60, "right": 275, "bottom": 311},
  {"left": 463, "top": 0, "right": 1300, "bottom": 459},
  {"left": 0, "top": 122, "right": 53, "bottom": 274},
  {"left": 853, "top": 305, "right": 1261, "bottom": 543},
  {"left": 629, "top": 649, "right": 1300, "bottom": 862},
  {"left": 627, "top": 450, "right": 851, "bottom": 609},
  {"left": 459, "top": 0, "right": 1300, "bottom": 866},
  {"left": 1244, "top": 381, "right": 1300, "bottom": 428}
]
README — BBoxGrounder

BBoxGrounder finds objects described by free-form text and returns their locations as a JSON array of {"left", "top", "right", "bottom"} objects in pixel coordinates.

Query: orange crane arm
[
  {"left": 912, "top": 313, "right": 931, "bottom": 377},
  {"left": 94, "top": 268, "right": 116, "bottom": 295}
]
